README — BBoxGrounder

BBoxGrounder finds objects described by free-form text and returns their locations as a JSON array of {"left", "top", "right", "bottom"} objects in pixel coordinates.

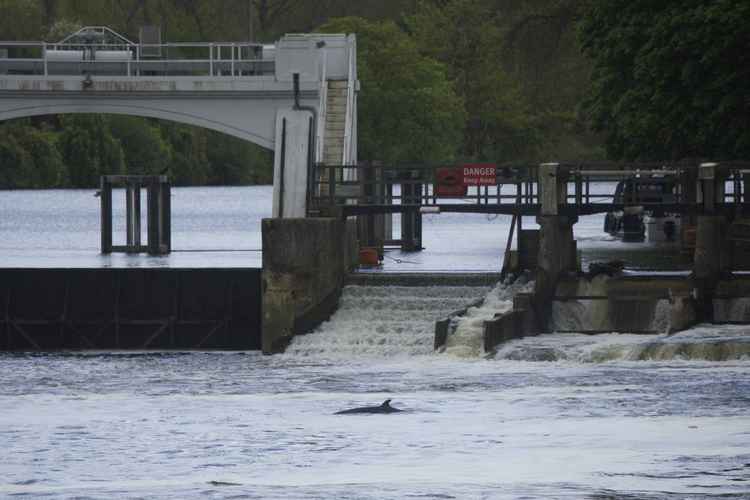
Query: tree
[
  {"left": 108, "top": 115, "right": 171, "bottom": 175},
  {"left": 580, "top": 0, "right": 750, "bottom": 160},
  {"left": 58, "top": 116, "right": 125, "bottom": 187},
  {"left": 319, "top": 16, "right": 465, "bottom": 163},
  {"left": 0, "top": 126, "right": 35, "bottom": 189},
  {"left": 408, "top": 0, "right": 542, "bottom": 160},
  {"left": 0, "top": 120, "right": 68, "bottom": 188}
]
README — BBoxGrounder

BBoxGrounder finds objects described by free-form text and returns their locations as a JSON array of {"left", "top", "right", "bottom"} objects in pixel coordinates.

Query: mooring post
[
  {"left": 162, "top": 180, "right": 171, "bottom": 253},
  {"left": 102, "top": 175, "right": 171, "bottom": 255},
  {"left": 147, "top": 180, "right": 159, "bottom": 255},
  {"left": 100, "top": 177, "right": 113, "bottom": 254},
  {"left": 694, "top": 162, "right": 731, "bottom": 320},
  {"left": 126, "top": 182, "right": 135, "bottom": 251},
  {"left": 132, "top": 182, "right": 142, "bottom": 253}
]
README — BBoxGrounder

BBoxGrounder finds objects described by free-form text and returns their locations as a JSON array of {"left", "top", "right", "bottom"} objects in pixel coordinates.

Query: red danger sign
[{"left": 462, "top": 163, "right": 496, "bottom": 186}]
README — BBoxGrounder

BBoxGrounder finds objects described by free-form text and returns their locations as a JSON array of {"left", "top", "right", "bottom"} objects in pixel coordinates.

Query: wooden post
[
  {"left": 100, "top": 178, "right": 112, "bottom": 254},
  {"left": 147, "top": 180, "right": 159, "bottom": 255},
  {"left": 162, "top": 181, "right": 171, "bottom": 253},
  {"left": 126, "top": 183, "right": 135, "bottom": 251},
  {"left": 132, "top": 183, "right": 142, "bottom": 252}
]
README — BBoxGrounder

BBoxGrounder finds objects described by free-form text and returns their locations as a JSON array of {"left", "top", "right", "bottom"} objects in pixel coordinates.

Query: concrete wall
[
  {"left": 483, "top": 276, "right": 700, "bottom": 354},
  {"left": 552, "top": 276, "right": 697, "bottom": 334},
  {"left": 261, "top": 217, "right": 358, "bottom": 354},
  {"left": 0, "top": 268, "right": 261, "bottom": 350}
]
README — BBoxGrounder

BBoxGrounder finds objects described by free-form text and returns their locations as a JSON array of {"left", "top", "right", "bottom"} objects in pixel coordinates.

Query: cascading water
[
  {"left": 442, "top": 276, "right": 535, "bottom": 357},
  {"left": 286, "top": 284, "right": 491, "bottom": 357},
  {"left": 288, "top": 274, "right": 750, "bottom": 363}
]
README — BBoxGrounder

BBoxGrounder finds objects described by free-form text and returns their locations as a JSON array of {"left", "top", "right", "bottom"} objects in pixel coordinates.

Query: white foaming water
[
  {"left": 442, "top": 277, "right": 535, "bottom": 357},
  {"left": 286, "top": 285, "right": 491, "bottom": 357},
  {"left": 496, "top": 324, "right": 750, "bottom": 363}
]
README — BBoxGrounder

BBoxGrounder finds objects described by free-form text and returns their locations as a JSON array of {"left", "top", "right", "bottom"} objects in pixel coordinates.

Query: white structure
[{"left": 0, "top": 27, "right": 358, "bottom": 218}]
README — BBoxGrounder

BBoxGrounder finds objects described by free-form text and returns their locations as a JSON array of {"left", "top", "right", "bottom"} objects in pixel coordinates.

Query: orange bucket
[{"left": 359, "top": 247, "right": 380, "bottom": 267}]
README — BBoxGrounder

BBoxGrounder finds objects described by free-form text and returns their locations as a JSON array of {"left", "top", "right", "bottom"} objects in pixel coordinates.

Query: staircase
[{"left": 322, "top": 80, "right": 348, "bottom": 166}]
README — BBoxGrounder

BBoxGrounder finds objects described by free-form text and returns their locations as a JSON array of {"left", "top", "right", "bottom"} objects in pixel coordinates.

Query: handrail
[
  {"left": 0, "top": 39, "right": 273, "bottom": 78},
  {"left": 316, "top": 48, "right": 328, "bottom": 164},
  {"left": 342, "top": 38, "right": 355, "bottom": 167},
  {"left": 307, "top": 162, "right": 750, "bottom": 211}
]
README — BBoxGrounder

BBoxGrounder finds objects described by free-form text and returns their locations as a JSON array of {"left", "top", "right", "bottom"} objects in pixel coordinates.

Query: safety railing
[
  {"left": 309, "top": 162, "right": 750, "bottom": 216},
  {"left": 0, "top": 40, "right": 273, "bottom": 78},
  {"left": 315, "top": 48, "right": 328, "bottom": 164},
  {"left": 341, "top": 38, "right": 356, "bottom": 167}
]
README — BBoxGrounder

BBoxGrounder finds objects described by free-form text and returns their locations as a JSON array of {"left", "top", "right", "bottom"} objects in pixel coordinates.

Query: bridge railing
[
  {"left": 309, "top": 162, "right": 750, "bottom": 216},
  {"left": 0, "top": 40, "right": 273, "bottom": 78}
]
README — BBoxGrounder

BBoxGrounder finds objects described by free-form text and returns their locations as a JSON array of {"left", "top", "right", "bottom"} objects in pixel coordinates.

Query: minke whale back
[{"left": 335, "top": 399, "right": 403, "bottom": 415}]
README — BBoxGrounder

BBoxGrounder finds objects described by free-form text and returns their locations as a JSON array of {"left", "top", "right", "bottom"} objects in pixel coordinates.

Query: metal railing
[
  {"left": 0, "top": 40, "right": 273, "bottom": 78},
  {"left": 309, "top": 162, "right": 750, "bottom": 216},
  {"left": 342, "top": 39, "right": 356, "bottom": 167}
]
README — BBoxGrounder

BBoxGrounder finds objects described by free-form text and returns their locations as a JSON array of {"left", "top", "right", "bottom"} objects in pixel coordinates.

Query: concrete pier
[{"left": 261, "top": 217, "right": 358, "bottom": 354}]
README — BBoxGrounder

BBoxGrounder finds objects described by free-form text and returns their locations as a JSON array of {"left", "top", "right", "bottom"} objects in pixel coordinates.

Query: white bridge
[{"left": 0, "top": 27, "right": 358, "bottom": 217}]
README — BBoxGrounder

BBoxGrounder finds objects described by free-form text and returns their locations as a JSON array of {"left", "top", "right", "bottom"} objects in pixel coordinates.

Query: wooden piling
[{"left": 100, "top": 178, "right": 112, "bottom": 254}]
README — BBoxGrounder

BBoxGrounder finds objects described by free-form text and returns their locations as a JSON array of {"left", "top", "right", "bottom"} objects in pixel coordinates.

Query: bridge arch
[
  {"left": 0, "top": 98, "right": 288, "bottom": 150},
  {"left": 0, "top": 30, "right": 358, "bottom": 217}
]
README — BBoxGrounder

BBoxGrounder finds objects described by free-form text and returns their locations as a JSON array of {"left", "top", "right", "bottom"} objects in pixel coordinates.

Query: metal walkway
[{"left": 309, "top": 161, "right": 750, "bottom": 217}]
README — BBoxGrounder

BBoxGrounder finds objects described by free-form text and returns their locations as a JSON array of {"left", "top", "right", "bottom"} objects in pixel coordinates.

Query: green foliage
[
  {"left": 580, "top": 0, "right": 750, "bottom": 160},
  {"left": 0, "top": 121, "right": 67, "bottom": 188},
  {"left": 0, "top": 0, "right": 634, "bottom": 190},
  {"left": 58, "top": 115, "right": 125, "bottom": 187},
  {"left": 319, "top": 16, "right": 465, "bottom": 163},
  {"left": 109, "top": 116, "right": 171, "bottom": 175},
  {"left": 205, "top": 130, "right": 273, "bottom": 185},
  {"left": 409, "top": 0, "right": 532, "bottom": 159}
]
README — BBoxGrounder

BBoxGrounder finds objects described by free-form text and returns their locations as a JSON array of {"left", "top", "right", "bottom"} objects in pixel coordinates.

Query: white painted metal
[{"left": 0, "top": 30, "right": 359, "bottom": 218}]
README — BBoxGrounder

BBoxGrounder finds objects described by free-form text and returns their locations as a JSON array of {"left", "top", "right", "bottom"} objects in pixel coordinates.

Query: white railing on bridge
[
  {"left": 342, "top": 35, "right": 356, "bottom": 167},
  {"left": 0, "top": 40, "right": 274, "bottom": 78}
]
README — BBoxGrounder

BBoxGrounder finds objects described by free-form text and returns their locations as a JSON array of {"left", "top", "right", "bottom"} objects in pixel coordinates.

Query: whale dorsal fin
[{"left": 382, "top": 399, "right": 392, "bottom": 407}]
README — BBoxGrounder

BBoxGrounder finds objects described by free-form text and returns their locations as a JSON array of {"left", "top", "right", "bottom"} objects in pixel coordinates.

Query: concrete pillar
[
  {"left": 680, "top": 165, "right": 698, "bottom": 247},
  {"left": 694, "top": 163, "right": 731, "bottom": 320},
  {"left": 261, "top": 218, "right": 358, "bottom": 354},
  {"left": 539, "top": 163, "right": 567, "bottom": 215},
  {"left": 535, "top": 215, "right": 578, "bottom": 331},
  {"left": 697, "top": 162, "right": 725, "bottom": 213},
  {"left": 694, "top": 216, "right": 731, "bottom": 280},
  {"left": 272, "top": 109, "right": 313, "bottom": 218}
]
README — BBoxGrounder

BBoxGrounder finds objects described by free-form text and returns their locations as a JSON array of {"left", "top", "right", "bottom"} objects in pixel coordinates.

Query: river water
[{"left": 1, "top": 187, "right": 749, "bottom": 499}]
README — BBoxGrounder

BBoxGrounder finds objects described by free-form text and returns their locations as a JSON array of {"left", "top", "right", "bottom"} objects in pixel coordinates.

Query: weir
[
  {"left": 3, "top": 30, "right": 750, "bottom": 355},
  {"left": 298, "top": 160, "right": 750, "bottom": 356}
]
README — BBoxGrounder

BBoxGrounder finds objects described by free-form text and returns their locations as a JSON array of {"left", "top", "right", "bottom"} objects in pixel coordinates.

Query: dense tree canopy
[
  {"left": 12, "top": 0, "right": 748, "bottom": 187},
  {"left": 320, "top": 17, "right": 465, "bottom": 163},
  {"left": 580, "top": 0, "right": 750, "bottom": 160}
]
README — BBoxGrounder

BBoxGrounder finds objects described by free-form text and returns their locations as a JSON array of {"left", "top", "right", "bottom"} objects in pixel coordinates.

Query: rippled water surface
[
  {"left": 0, "top": 184, "right": 688, "bottom": 271},
  {"left": 1, "top": 186, "right": 747, "bottom": 499},
  {"left": 1, "top": 348, "right": 749, "bottom": 499}
]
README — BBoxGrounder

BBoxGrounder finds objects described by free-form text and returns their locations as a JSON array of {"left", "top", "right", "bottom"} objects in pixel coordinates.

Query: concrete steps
[{"left": 322, "top": 79, "right": 349, "bottom": 166}]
